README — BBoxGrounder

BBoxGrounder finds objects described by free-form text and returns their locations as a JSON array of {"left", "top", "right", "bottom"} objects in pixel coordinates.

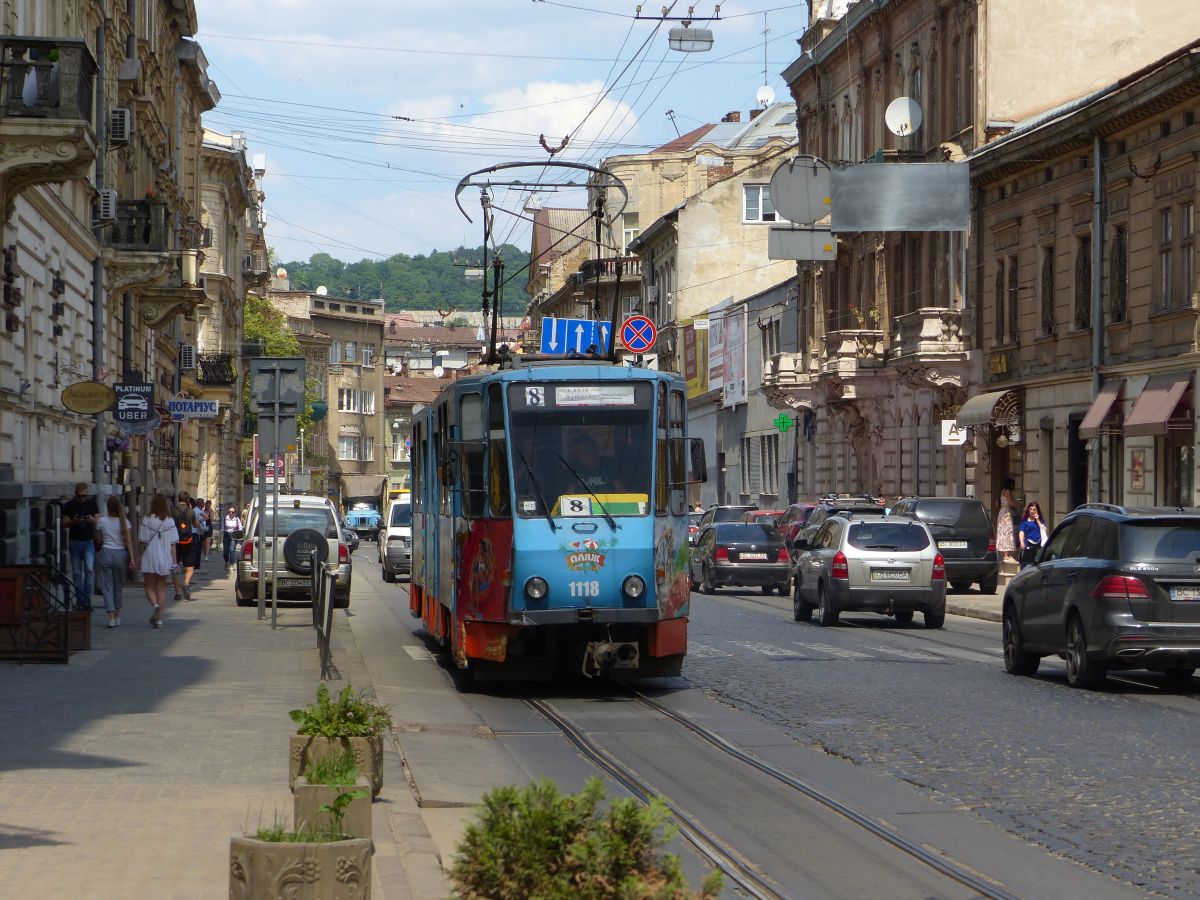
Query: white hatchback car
[{"left": 236, "top": 494, "right": 352, "bottom": 607}]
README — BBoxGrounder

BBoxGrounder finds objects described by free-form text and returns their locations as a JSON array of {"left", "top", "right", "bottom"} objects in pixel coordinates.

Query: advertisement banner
[
  {"left": 722, "top": 307, "right": 748, "bottom": 408},
  {"left": 707, "top": 300, "right": 731, "bottom": 394},
  {"left": 683, "top": 322, "right": 709, "bottom": 399},
  {"left": 113, "top": 382, "right": 156, "bottom": 434},
  {"left": 252, "top": 434, "right": 286, "bottom": 484}
]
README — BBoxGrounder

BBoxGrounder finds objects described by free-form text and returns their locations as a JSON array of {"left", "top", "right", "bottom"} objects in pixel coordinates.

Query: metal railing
[
  {"left": 0, "top": 565, "right": 70, "bottom": 663},
  {"left": 196, "top": 351, "right": 237, "bottom": 386},
  {"left": 310, "top": 549, "right": 336, "bottom": 679}
]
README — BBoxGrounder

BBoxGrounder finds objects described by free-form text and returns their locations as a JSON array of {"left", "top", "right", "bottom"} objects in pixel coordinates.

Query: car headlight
[
  {"left": 622, "top": 575, "right": 646, "bottom": 599},
  {"left": 524, "top": 576, "right": 549, "bottom": 600}
]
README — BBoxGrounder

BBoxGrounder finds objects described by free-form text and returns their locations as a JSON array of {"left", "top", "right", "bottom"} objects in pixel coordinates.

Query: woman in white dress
[
  {"left": 138, "top": 493, "right": 179, "bottom": 628},
  {"left": 95, "top": 495, "right": 137, "bottom": 628}
]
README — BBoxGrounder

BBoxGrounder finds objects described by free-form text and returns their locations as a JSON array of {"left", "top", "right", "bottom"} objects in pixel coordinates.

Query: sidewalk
[
  {"left": 946, "top": 592, "right": 1002, "bottom": 622},
  {"left": 0, "top": 554, "right": 442, "bottom": 899}
]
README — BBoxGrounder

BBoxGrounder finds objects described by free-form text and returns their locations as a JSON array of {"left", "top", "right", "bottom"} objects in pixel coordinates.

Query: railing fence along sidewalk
[
  {"left": 0, "top": 564, "right": 72, "bottom": 663},
  {"left": 309, "top": 549, "right": 336, "bottom": 679}
]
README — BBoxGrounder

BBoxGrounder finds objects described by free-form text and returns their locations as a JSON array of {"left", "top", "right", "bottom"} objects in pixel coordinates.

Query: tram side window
[
  {"left": 487, "top": 383, "right": 511, "bottom": 517},
  {"left": 460, "top": 394, "right": 485, "bottom": 519},
  {"left": 655, "top": 382, "right": 669, "bottom": 515},
  {"left": 437, "top": 403, "right": 450, "bottom": 516},
  {"left": 669, "top": 389, "right": 686, "bottom": 516},
  {"left": 412, "top": 422, "right": 422, "bottom": 510}
]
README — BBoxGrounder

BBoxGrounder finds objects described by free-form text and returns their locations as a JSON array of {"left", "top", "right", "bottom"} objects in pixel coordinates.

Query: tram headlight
[
  {"left": 622, "top": 575, "right": 646, "bottom": 599},
  {"left": 524, "top": 576, "right": 549, "bottom": 601}
]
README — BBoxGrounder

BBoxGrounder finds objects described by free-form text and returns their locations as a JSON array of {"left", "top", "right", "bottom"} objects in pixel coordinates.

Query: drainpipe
[
  {"left": 1090, "top": 134, "right": 1104, "bottom": 502},
  {"left": 91, "top": 22, "right": 107, "bottom": 489}
]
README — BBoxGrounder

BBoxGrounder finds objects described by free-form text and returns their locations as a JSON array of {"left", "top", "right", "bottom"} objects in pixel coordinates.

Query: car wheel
[
  {"left": 382, "top": 568, "right": 394, "bottom": 583},
  {"left": 1002, "top": 605, "right": 1040, "bottom": 676},
  {"left": 701, "top": 566, "right": 715, "bottom": 595},
  {"left": 235, "top": 593, "right": 254, "bottom": 608},
  {"left": 979, "top": 577, "right": 998, "bottom": 595},
  {"left": 760, "top": 585, "right": 773, "bottom": 595},
  {"left": 949, "top": 579, "right": 972, "bottom": 592},
  {"left": 792, "top": 581, "right": 813, "bottom": 622},
  {"left": 816, "top": 584, "right": 838, "bottom": 627},
  {"left": 1163, "top": 667, "right": 1196, "bottom": 682},
  {"left": 893, "top": 609, "right": 914, "bottom": 625},
  {"left": 1065, "top": 616, "right": 1107, "bottom": 689},
  {"left": 923, "top": 610, "right": 945, "bottom": 629},
  {"left": 689, "top": 569, "right": 699, "bottom": 592},
  {"left": 333, "top": 592, "right": 350, "bottom": 610}
]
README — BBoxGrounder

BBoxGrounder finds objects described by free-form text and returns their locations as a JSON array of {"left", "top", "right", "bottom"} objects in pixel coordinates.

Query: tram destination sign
[{"left": 515, "top": 382, "right": 645, "bottom": 410}]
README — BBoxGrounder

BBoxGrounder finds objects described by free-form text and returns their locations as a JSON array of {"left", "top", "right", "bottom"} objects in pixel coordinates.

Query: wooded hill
[{"left": 278, "top": 245, "right": 531, "bottom": 316}]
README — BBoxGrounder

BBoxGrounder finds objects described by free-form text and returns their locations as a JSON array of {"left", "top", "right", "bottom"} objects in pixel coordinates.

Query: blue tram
[{"left": 408, "top": 358, "right": 706, "bottom": 679}]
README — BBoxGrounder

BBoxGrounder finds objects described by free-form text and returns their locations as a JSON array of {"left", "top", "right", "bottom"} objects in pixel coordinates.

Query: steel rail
[
  {"left": 631, "top": 691, "right": 1022, "bottom": 900},
  {"left": 525, "top": 697, "right": 788, "bottom": 900}
]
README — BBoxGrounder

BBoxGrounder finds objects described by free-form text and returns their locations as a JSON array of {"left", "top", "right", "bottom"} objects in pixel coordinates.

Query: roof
[
  {"left": 652, "top": 123, "right": 716, "bottom": 153},
  {"left": 383, "top": 376, "right": 444, "bottom": 406},
  {"left": 531, "top": 207, "right": 591, "bottom": 269}
]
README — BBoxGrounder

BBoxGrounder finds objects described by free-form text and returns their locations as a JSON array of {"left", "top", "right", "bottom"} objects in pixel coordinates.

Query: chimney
[
  {"left": 721, "top": 111, "right": 741, "bottom": 123},
  {"left": 749, "top": 108, "right": 763, "bottom": 120}
]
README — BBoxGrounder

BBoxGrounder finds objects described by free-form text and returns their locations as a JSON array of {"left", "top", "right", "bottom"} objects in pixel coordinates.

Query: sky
[{"left": 196, "top": 0, "right": 810, "bottom": 267}]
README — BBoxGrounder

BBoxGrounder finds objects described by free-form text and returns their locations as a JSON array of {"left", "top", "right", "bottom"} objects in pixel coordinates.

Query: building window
[
  {"left": 392, "top": 435, "right": 407, "bottom": 463},
  {"left": 761, "top": 316, "right": 782, "bottom": 358},
  {"left": 993, "top": 260, "right": 1005, "bottom": 343},
  {"left": 964, "top": 31, "right": 975, "bottom": 128},
  {"left": 952, "top": 38, "right": 962, "bottom": 130},
  {"left": 1157, "top": 207, "right": 1173, "bottom": 309},
  {"left": 741, "top": 436, "right": 753, "bottom": 494},
  {"left": 1007, "top": 255, "right": 1019, "bottom": 340},
  {"left": 338, "top": 435, "right": 360, "bottom": 460},
  {"left": 1073, "top": 237, "right": 1091, "bottom": 330},
  {"left": 743, "top": 185, "right": 777, "bottom": 223},
  {"left": 364, "top": 436, "right": 375, "bottom": 462},
  {"left": 622, "top": 213, "right": 639, "bottom": 253},
  {"left": 344, "top": 341, "right": 357, "bottom": 363},
  {"left": 1040, "top": 245, "right": 1055, "bottom": 336},
  {"left": 337, "top": 388, "right": 355, "bottom": 412},
  {"left": 1108, "top": 225, "right": 1128, "bottom": 323},
  {"left": 329, "top": 341, "right": 341, "bottom": 364},
  {"left": 759, "top": 434, "right": 778, "bottom": 495},
  {"left": 1183, "top": 201, "right": 1195, "bottom": 309},
  {"left": 361, "top": 390, "right": 375, "bottom": 415},
  {"left": 362, "top": 343, "right": 375, "bottom": 367}
]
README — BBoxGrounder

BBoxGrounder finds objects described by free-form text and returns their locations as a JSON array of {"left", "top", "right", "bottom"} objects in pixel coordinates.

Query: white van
[{"left": 378, "top": 496, "right": 412, "bottom": 583}]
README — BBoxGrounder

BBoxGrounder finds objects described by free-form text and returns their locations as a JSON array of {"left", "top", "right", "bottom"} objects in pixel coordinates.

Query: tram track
[{"left": 528, "top": 690, "right": 1022, "bottom": 900}]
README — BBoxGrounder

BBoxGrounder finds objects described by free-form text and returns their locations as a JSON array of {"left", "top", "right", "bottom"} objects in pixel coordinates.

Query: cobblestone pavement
[
  {"left": 682, "top": 590, "right": 1200, "bottom": 897},
  {"left": 0, "top": 551, "right": 435, "bottom": 900}
]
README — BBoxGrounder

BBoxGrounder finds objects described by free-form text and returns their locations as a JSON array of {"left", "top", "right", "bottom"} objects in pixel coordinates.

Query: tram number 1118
[{"left": 569, "top": 580, "right": 601, "bottom": 598}]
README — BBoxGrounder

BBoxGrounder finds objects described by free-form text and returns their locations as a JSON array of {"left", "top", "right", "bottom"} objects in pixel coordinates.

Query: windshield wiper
[
  {"left": 556, "top": 454, "right": 617, "bottom": 531},
  {"left": 865, "top": 544, "right": 899, "bottom": 551},
  {"left": 512, "top": 444, "right": 556, "bottom": 532}
]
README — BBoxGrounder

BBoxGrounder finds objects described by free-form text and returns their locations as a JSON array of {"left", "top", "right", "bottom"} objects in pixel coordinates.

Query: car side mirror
[{"left": 794, "top": 537, "right": 809, "bottom": 551}]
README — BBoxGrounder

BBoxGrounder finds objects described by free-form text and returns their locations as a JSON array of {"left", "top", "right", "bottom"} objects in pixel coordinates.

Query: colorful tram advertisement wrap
[{"left": 408, "top": 360, "right": 706, "bottom": 680}]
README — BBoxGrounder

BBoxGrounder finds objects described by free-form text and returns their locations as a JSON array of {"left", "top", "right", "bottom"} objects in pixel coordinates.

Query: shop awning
[
  {"left": 1125, "top": 372, "right": 1194, "bottom": 437},
  {"left": 957, "top": 390, "right": 1015, "bottom": 427},
  {"left": 1078, "top": 379, "right": 1124, "bottom": 439},
  {"left": 340, "top": 474, "right": 388, "bottom": 499}
]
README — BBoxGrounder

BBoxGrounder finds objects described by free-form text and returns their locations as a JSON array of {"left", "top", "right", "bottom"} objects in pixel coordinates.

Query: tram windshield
[{"left": 507, "top": 381, "right": 653, "bottom": 518}]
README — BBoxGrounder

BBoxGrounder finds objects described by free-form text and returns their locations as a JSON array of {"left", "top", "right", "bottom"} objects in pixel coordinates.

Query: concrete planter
[
  {"left": 229, "top": 835, "right": 372, "bottom": 900},
  {"left": 293, "top": 776, "right": 372, "bottom": 839},
  {"left": 289, "top": 735, "right": 383, "bottom": 798}
]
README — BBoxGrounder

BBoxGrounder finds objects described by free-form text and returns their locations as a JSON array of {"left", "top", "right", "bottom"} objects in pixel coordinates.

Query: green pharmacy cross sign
[{"left": 774, "top": 413, "right": 799, "bottom": 433}]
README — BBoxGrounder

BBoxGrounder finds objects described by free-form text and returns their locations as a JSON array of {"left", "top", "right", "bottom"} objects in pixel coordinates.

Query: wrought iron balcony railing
[
  {"left": 0, "top": 37, "right": 97, "bottom": 124},
  {"left": 578, "top": 256, "right": 642, "bottom": 282},
  {"left": 196, "top": 351, "right": 237, "bottom": 386}
]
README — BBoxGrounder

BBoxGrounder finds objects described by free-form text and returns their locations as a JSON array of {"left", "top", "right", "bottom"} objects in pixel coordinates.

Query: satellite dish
[
  {"left": 315, "top": 285, "right": 328, "bottom": 296},
  {"left": 756, "top": 85, "right": 776, "bottom": 107},
  {"left": 433, "top": 366, "right": 445, "bottom": 378},
  {"left": 885, "top": 97, "right": 923, "bottom": 136}
]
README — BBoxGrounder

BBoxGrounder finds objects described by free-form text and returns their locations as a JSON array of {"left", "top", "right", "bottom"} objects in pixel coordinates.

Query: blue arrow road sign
[{"left": 540, "top": 317, "right": 612, "bottom": 354}]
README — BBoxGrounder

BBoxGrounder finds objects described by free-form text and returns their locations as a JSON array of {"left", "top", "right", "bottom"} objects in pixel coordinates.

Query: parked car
[
  {"left": 889, "top": 497, "right": 999, "bottom": 594},
  {"left": 793, "top": 496, "right": 884, "bottom": 551},
  {"left": 236, "top": 494, "right": 352, "bottom": 608},
  {"left": 742, "top": 509, "right": 786, "bottom": 527},
  {"left": 1002, "top": 503, "right": 1200, "bottom": 689},
  {"left": 792, "top": 513, "right": 945, "bottom": 628},
  {"left": 698, "top": 504, "right": 759, "bottom": 530},
  {"left": 776, "top": 502, "right": 818, "bottom": 548},
  {"left": 378, "top": 498, "right": 413, "bottom": 582},
  {"left": 689, "top": 522, "right": 790, "bottom": 594},
  {"left": 687, "top": 510, "right": 705, "bottom": 544}
]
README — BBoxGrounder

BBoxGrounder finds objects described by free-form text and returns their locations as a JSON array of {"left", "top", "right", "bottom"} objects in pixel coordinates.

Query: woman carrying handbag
[
  {"left": 138, "top": 493, "right": 179, "bottom": 629},
  {"left": 95, "top": 495, "right": 137, "bottom": 628}
]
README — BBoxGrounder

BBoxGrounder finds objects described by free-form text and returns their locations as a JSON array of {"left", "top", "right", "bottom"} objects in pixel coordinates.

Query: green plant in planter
[
  {"left": 319, "top": 787, "right": 370, "bottom": 835},
  {"left": 290, "top": 683, "right": 392, "bottom": 737},
  {"left": 302, "top": 748, "right": 360, "bottom": 786},
  {"left": 451, "top": 778, "right": 723, "bottom": 899}
]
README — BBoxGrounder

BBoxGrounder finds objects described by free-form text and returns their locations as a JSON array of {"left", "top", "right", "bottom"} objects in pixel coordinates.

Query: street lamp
[{"left": 668, "top": 24, "right": 714, "bottom": 52}]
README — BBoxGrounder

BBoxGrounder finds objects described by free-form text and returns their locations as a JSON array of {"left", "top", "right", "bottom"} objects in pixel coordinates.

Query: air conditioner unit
[
  {"left": 109, "top": 107, "right": 133, "bottom": 145},
  {"left": 201, "top": 227, "right": 213, "bottom": 248},
  {"left": 97, "top": 189, "right": 119, "bottom": 221},
  {"left": 180, "top": 344, "right": 196, "bottom": 370}
]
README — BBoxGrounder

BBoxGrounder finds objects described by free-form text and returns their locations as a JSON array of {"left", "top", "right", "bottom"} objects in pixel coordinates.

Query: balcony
[
  {"left": 579, "top": 256, "right": 641, "bottom": 282},
  {"left": 196, "top": 352, "right": 237, "bottom": 386},
  {"left": 818, "top": 330, "right": 885, "bottom": 401},
  {"left": 111, "top": 200, "right": 168, "bottom": 252},
  {"left": 889, "top": 307, "right": 972, "bottom": 392},
  {"left": 761, "top": 351, "right": 821, "bottom": 410},
  {"left": 0, "top": 37, "right": 98, "bottom": 217}
]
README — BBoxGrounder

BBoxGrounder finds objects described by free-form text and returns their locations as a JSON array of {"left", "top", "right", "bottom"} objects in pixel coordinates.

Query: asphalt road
[{"left": 346, "top": 545, "right": 1191, "bottom": 898}]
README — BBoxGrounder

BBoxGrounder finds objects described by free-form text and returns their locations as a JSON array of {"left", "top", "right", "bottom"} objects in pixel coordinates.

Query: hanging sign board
[
  {"left": 941, "top": 420, "right": 969, "bottom": 446},
  {"left": 167, "top": 399, "right": 219, "bottom": 420},
  {"left": 62, "top": 380, "right": 116, "bottom": 415}
]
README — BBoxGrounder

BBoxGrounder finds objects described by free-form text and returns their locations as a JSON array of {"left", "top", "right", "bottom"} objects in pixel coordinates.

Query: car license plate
[
  {"left": 871, "top": 569, "right": 910, "bottom": 582},
  {"left": 938, "top": 541, "right": 969, "bottom": 549},
  {"left": 1171, "top": 586, "right": 1200, "bottom": 601},
  {"left": 740, "top": 552, "right": 768, "bottom": 560},
  {"left": 279, "top": 578, "right": 309, "bottom": 589}
]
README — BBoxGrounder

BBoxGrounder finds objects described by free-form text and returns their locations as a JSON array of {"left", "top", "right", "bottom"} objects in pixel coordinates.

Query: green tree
[{"left": 243, "top": 294, "right": 318, "bottom": 436}]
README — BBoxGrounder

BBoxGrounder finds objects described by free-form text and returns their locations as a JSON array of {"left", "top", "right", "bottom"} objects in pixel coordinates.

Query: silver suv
[
  {"left": 791, "top": 513, "right": 946, "bottom": 628},
  {"left": 235, "top": 495, "right": 352, "bottom": 608}
]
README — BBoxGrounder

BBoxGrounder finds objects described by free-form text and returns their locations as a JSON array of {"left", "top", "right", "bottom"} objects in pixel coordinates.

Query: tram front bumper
[{"left": 508, "top": 607, "right": 661, "bottom": 625}]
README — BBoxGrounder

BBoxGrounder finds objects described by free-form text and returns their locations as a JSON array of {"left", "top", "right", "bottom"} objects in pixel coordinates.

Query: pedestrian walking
[
  {"left": 174, "top": 492, "right": 200, "bottom": 601},
  {"left": 222, "top": 505, "right": 244, "bottom": 573},
  {"left": 995, "top": 477, "right": 1020, "bottom": 564},
  {"left": 1018, "top": 502, "right": 1049, "bottom": 569},
  {"left": 95, "top": 495, "right": 137, "bottom": 627},
  {"left": 62, "top": 481, "right": 100, "bottom": 610},
  {"left": 138, "top": 493, "right": 178, "bottom": 628},
  {"left": 200, "top": 499, "right": 214, "bottom": 561}
]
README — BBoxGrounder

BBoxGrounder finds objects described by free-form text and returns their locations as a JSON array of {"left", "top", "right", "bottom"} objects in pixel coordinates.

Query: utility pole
[{"left": 665, "top": 109, "right": 681, "bottom": 137}]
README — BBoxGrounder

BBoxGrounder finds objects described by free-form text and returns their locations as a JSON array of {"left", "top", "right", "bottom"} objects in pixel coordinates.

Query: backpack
[{"left": 175, "top": 510, "right": 195, "bottom": 546}]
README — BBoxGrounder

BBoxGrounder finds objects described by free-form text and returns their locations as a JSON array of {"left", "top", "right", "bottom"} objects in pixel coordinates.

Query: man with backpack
[{"left": 174, "top": 491, "right": 200, "bottom": 601}]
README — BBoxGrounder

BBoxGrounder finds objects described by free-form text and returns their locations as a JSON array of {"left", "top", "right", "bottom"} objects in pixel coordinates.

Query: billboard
[
  {"left": 722, "top": 308, "right": 748, "bottom": 408},
  {"left": 683, "top": 321, "right": 710, "bottom": 399},
  {"left": 707, "top": 298, "right": 732, "bottom": 394}
]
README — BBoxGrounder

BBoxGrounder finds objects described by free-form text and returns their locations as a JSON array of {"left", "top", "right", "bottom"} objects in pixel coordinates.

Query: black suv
[
  {"left": 698, "top": 505, "right": 758, "bottom": 530},
  {"left": 890, "top": 497, "right": 998, "bottom": 594},
  {"left": 793, "top": 495, "right": 883, "bottom": 552},
  {"left": 1003, "top": 503, "right": 1200, "bottom": 689}
]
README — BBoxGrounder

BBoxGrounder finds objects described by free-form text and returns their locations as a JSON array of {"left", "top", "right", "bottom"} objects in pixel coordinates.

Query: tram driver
[{"left": 560, "top": 429, "right": 608, "bottom": 493}]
